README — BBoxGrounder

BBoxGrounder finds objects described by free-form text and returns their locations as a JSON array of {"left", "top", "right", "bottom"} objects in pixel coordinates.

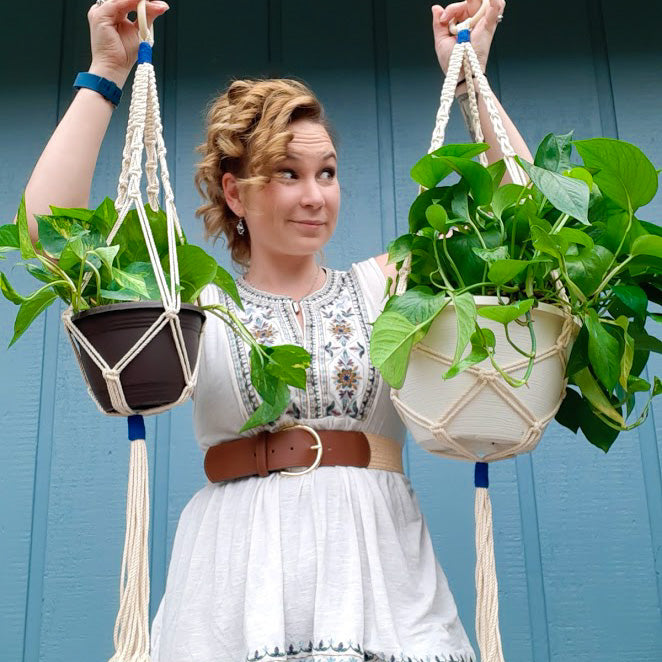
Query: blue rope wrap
[
  {"left": 128, "top": 414, "right": 146, "bottom": 441},
  {"left": 457, "top": 28, "right": 471, "bottom": 43},
  {"left": 475, "top": 462, "right": 489, "bottom": 488},
  {"left": 138, "top": 42, "right": 153, "bottom": 64}
]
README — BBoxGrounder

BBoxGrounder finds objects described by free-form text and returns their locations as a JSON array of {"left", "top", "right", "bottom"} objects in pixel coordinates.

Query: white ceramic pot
[{"left": 390, "top": 296, "right": 577, "bottom": 462}]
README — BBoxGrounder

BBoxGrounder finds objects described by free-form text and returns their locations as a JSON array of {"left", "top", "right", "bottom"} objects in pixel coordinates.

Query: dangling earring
[{"left": 237, "top": 218, "right": 245, "bottom": 236}]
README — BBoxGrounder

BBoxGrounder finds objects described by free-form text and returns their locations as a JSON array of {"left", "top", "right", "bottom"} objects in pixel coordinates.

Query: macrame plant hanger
[
  {"left": 394, "top": 3, "right": 540, "bottom": 661},
  {"left": 60, "top": 4, "right": 201, "bottom": 660}
]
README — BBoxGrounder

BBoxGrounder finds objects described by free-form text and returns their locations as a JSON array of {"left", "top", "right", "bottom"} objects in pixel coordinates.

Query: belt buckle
[{"left": 279, "top": 424, "right": 324, "bottom": 477}]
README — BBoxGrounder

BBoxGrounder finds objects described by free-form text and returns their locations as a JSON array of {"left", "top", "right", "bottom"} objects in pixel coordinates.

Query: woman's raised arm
[{"left": 21, "top": 0, "right": 169, "bottom": 244}]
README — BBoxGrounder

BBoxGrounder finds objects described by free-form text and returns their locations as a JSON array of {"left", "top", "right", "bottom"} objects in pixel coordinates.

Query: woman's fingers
[
  {"left": 480, "top": 0, "right": 505, "bottom": 32},
  {"left": 90, "top": 0, "right": 169, "bottom": 21}
]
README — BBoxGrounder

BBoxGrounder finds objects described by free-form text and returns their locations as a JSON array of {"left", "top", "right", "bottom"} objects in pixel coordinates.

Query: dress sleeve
[{"left": 349, "top": 257, "right": 389, "bottom": 321}]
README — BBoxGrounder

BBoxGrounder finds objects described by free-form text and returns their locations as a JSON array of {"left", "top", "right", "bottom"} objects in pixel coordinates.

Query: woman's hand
[
  {"left": 87, "top": 0, "right": 169, "bottom": 86},
  {"left": 432, "top": 0, "right": 505, "bottom": 75}
]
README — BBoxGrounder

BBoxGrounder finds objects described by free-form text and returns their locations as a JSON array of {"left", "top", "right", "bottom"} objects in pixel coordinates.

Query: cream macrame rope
[{"left": 389, "top": 23, "right": 564, "bottom": 662}]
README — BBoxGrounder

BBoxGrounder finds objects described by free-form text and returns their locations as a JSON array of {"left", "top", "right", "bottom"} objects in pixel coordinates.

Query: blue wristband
[{"left": 73, "top": 72, "right": 122, "bottom": 107}]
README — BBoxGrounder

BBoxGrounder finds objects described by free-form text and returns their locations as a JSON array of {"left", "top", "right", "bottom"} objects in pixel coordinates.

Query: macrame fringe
[{"left": 108, "top": 432, "right": 151, "bottom": 662}]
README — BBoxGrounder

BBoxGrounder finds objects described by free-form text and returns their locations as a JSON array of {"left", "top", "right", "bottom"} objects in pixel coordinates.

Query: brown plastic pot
[{"left": 71, "top": 302, "right": 206, "bottom": 414}]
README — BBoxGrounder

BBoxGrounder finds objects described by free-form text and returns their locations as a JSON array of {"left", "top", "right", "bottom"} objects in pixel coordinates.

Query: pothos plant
[
  {"left": 0, "top": 196, "right": 310, "bottom": 432},
  {"left": 369, "top": 133, "right": 662, "bottom": 452}
]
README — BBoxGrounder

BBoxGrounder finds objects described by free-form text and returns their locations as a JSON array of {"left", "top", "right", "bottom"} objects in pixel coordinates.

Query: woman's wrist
[{"left": 88, "top": 61, "right": 130, "bottom": 89}]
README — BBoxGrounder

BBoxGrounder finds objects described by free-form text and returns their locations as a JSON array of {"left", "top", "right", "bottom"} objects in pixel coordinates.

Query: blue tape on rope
[
  {"left": 138, "top": 42, "right": 153, "bottom": 64},
  {"left": 457, "top": 29, "right": 471, "bottom": 43},
  {"left": 475, "top": 462, "right": 489, "bottom": 488},
  {"left": 128, "top": 415, "right": 146, "bottom": 441}
]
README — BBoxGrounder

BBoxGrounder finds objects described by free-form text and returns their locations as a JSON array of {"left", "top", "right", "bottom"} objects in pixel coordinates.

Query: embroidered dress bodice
[
  {"left": 193, "top": 259, "right": 407, "bottom": 450},
  {"left": 150, "top": 257, "right": 475, "bottom": 662}
]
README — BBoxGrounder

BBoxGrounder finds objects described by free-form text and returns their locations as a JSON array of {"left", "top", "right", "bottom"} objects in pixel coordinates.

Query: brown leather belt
[{"left": 204, "top": 425, "right": 404, "bottom": 482}]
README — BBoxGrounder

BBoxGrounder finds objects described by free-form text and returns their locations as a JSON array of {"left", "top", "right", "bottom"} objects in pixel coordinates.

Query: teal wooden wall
[{"left": 1, "top": 1, "right": 660, "bottom": 660}]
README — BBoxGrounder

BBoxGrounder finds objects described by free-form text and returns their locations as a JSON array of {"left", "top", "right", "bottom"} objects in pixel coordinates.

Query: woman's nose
[{"left": 300, "top": 178, "right": 325, "bottom": 208}]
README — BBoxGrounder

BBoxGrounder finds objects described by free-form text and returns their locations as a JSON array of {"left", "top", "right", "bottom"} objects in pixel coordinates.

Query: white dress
[{"left": 150, "top": 257, "right": 475, "bottom": 662}]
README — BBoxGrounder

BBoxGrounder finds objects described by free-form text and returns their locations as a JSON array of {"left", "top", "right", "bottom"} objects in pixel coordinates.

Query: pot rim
[{"left": 72, "top": 300, "right": 205, "bottom": 322}]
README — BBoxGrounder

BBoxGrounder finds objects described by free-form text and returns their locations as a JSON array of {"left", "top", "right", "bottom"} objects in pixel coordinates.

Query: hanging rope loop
[{"left": 449, "top": 0, "right": 490, "bottom": 35}]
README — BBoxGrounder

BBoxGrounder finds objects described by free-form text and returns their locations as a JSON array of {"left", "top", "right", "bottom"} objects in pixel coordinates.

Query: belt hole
[
  {"left": 290, "top": 447, "right": 294, "bottom": 450},
  {"left": 271, "top": 449, "right": 275, "bottom": 453}
]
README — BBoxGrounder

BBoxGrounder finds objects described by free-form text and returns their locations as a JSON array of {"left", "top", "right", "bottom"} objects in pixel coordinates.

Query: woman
[{"left": 23, "top": 1, "right": 532, "bottom": 660}]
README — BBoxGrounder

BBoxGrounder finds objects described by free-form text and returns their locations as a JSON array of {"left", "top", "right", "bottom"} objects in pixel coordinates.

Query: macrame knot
[
  {"left": 479, "top": 370, "right": 499, "bottom": 384},
  {"left": 103, "top": 368, "right": 121, "bottom": 381},
  {"left": 164, "top": 309, "right": 179, "bottom": 321}
]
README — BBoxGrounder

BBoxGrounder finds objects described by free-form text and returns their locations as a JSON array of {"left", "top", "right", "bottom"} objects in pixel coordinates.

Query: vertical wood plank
[{"left": 0, "top": 2, "right": 64, "bottom": 661}]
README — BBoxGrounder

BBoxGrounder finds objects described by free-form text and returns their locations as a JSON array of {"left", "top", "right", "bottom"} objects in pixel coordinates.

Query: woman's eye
[
  {"left": 320, "top": 168, "right": 336, "bottom": 180},
  {"left": 277, "top": 169, "right": 296, "bottom": 179}
]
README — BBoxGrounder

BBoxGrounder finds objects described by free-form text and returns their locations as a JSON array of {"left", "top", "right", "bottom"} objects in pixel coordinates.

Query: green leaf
[
  {"left": 425, "top": 204, "right": 448, "bottom": 233},
  {"left": 99, "top": 288, "right": 142, "bottom": 302},
  {"left": 574, "top": 137, "right": 658, "bottom": 212},
  {"left": 35, "top": 216, "right": 84, "bottom": 256},
  {"left": 612, "top": 316, "right": 634, "bottom": 391},
  {"left": 93, "top": 245, "right": 120, "bottom": 274},
  {"left": 612, "top": 284, "right": 648, "bottom": 323},
  {"left": 443, "top": 292, "right": 477, "bottom": 379},
  {"left": 629, "top": 325, "right": 662, "bottom": 354},
  {"left": 410, "top": 143, "right": 489, "bottom": 188},
  {"left": 534, "top": 131, "right": 574, "bottom": 173},
  {"left": 557, "top": 227, "right": 594, "bottom": 250},
  {"left": 164, "top": 244, "right": 218, "bottom": 303},
  {"left": 409, "top": 187, "right": 454, "bottom": 233},
  {"left": 213, "top": 264, "right": 243, "bottom": 309},
  {"left": 370, "top": 312, "right": 427, "bottom": 389},
  {"left": 16, "top": 195, "right": 36, "bottom": 259},
  {"left": 88, "top": 197, "right": 118, "bottom": 237},
  {"left": 565, "top": 245, "right": 614, "bottom": 296},
  {"left": 0, "top": 224, "right": 20, "bottom": 249},
  {"left": 435, "top": 156, "right": 493, "bottom": 206},
  {"left": 477, "top": 298, "right": 535, "bottom": 325},
  {"left": 487, "top": 259, "right": 530, "bottom": 285},
  {"left": 264, "top": 344, "right": 311, "bottom": 390},
  {"left": 443, "top": 328, "right": 491, "bottom": 379},
  {"left": 240, "top": 376, "right": 290, "bottom": 432},
  {"left": 517, "top": 158, "right": 590, "bottom": 223},
  {"left": 651, "top": 313, "right": 662, "bottom": 323},
  {"left": 555, "top": 387, "right": 582, "bottom": 433},
  {"left": 556, "top": 386, "right": 620, "bottom": 452},
  {"left": 0, "top": 272, "right": 27, "bottom": 304},
  {"left": 573, "top": 367, "right": 624, "bottom": 426},
  {"left": 387, "top": 234, "right": 414, "bottom": 265},
  {"left": 486, "top": 160, "right": 507, "bottom": 189},
  {"left": 491, "top": 184, "right": 527, "bottom": 221},
  {"left": 9, "top": 289, "right": 58, "bottom": 347},
  {"left": 111, "top": 266, "right": 151, "bottom": 298},
  {"left": 383, "top": 286, "right": 448, "bottom": 326},
  {"left": 566, "top": 324, "right": 589, "bottom": 377},
  {"left": 585, "top": 309, "right": 620, "bottom": 391},
  {"left": 564, "top": 167, "right": 594, "bottom": 191},
  {"left": 472, "top": 245, "right": 509, "bottom": 267},
  {"left": 48, "top": 205, "right": 94, "bottom": 223},
  {"left": 630, "top": 234, "right": 662, "bottom": 259}
]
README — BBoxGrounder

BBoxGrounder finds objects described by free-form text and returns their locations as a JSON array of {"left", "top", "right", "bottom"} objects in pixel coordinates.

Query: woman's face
[{"left": 231, "top": 119, "right": 340, "bottom": 261}]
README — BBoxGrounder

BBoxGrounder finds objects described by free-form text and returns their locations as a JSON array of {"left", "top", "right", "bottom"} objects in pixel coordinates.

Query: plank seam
[{"left": 515, "top": 454, "right": 551, "bottom": 662}]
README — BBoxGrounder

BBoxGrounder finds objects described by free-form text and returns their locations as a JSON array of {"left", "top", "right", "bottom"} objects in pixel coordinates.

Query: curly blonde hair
[{"left": 194, "top": 78, "right": 334, "bottom": 269}]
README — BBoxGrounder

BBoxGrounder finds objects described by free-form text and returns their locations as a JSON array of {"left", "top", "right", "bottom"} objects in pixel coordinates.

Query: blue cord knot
[
  {"left": 475, "top": 461, "right": 489, "bottom": 488},
  {"left": 138, "top": 41, "right": 153, "bottom": 64},
  {"left": 128, "top": 415, "right": 146, "bottom": 441},
  {"left": 457, "top": 28, "right": 471, "bottom": 43}
]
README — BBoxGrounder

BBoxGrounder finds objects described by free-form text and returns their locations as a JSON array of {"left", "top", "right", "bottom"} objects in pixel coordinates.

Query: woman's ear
[{"left": 222, "top": 172, "right": 244, "bottom": 218}]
